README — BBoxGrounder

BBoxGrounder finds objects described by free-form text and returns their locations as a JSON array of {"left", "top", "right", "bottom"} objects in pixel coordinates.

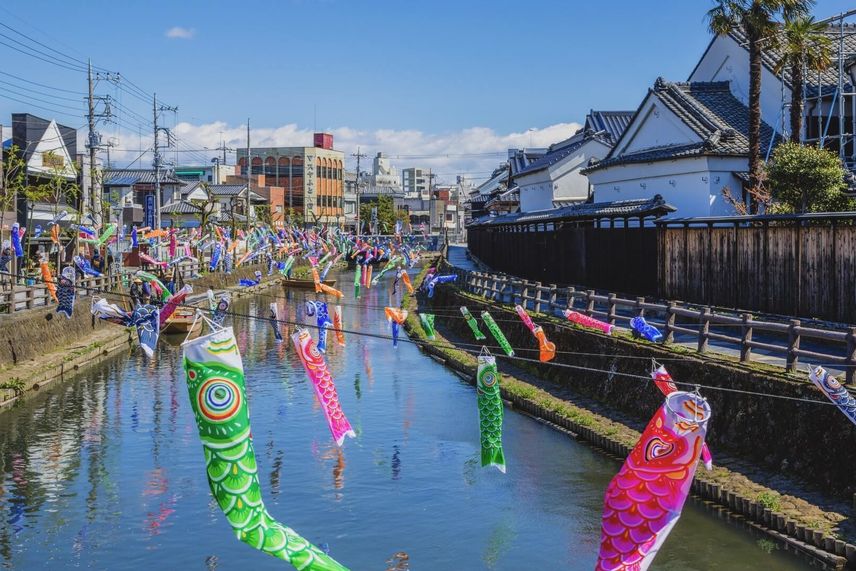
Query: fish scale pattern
[
  {"left": 183, "top": 327, "right": 348, "bottom": 570},
  {"left": 477, "top": 354, "right": 506, "bottom": 473}
]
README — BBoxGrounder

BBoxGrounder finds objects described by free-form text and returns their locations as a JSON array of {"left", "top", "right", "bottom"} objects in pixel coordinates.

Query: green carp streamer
[
  {"left": 477, "top": 352, "right": 506, "bottom": 473},
  {"left": 182, "top": 326, "right": 348, "bottom": 570},
  {"left": 481, "top": 311, "right": 515, "bottom": 357},
  {"left": 353, "top": 265, "right": 361, "bottom": 299},
  {"left": 419, "top": 313, "right": 436, "bottom": 340},
  {"left": 461, "top": 306, "right": 486, "bottom": 340}
]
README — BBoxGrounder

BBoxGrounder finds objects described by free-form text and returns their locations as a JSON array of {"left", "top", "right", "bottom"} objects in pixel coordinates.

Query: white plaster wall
[
  {"left": 620, "top": 101, "right": 699, "bottom": 153},
  {"left": 587, "top": 156, "right": 747, "bottom": 218},
  {"left": 517, "top": 139, "right": 611, "bottom": 212},
  {"left": 27, "top": 120, "right": 76, "bottom": 179},
  {"left": 518, "top": 182, "right": 553, "bottom": 212}
]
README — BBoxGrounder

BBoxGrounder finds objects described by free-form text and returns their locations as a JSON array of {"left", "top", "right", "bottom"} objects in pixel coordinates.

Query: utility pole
[
  {"left": 246, "top": 118, "right": 251, "bottom": 229},
  {"left": 153, "top": 93, "right": 160, "bottom": 231},
  {"left": 351, "top": 147, "right": 366, "bottom": 234},
  {"left": 87, "top": 61, "right": 96, "bottom": 227},
  {"left": 152, "top": 92, "right": 177, "bottom": 231},
  {"left": 86, "top": 62, "right": 113, "bottom": 245}
]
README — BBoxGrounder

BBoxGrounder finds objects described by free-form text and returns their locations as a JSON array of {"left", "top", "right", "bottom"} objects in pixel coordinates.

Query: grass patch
[{"left": 756, "top": 491, "right": 782, "bottom": 512}]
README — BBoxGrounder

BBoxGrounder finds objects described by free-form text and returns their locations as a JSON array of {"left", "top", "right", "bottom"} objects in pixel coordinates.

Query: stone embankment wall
[
  {"left": 430, "top": 286, "right": 856, "bottom": 496},
  {"left": 0, "top": 263, "right": 268, "bottom": 369}
]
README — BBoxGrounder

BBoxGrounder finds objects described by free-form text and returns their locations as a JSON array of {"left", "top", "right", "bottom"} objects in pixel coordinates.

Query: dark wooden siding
[
  {"left": 467, "top": 226, "right": 659, "bottom": 295},
  {"left": 659, "top": 223, "right": 856, "bottom": 322}
]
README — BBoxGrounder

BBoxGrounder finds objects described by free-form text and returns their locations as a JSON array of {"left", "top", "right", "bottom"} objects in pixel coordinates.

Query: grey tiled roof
[
  {"left": 103, "top": 169, "right": 183, "bottom": 185},
  {"left": 515, "top": 137, "right": 590, "bottom": 177},
  {"left": 160, "top": 200, "right": 202, "bottom": 214},
  {"left": 584, "top": 79, "right": 778, "bottom": 173},
  {"left": 208, "top": 184, "right": 247, "bottom": 196},
  {"left": 469, "top": 195, "right": 676, "bottom": 227},
  {"left": 584, "top": 110, "right": 635, "bottom": 143}
]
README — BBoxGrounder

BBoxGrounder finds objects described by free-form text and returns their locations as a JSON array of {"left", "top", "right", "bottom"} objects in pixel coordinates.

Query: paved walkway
[{"left": 447, "top": 244, "right": 846, "bottom": 378}]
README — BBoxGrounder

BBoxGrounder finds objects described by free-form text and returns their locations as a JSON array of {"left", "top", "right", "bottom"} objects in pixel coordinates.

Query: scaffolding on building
[{"left": 798, "top": 9, "right": 856, "bottom": 172}]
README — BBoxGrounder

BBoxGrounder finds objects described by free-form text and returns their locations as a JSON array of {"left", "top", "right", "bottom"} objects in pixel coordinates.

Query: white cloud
[
  {"left": 165, "top": 26, "right": 195, "bottom": 39},
  {"left": 162, "top": 120, "right": 583, "bottom": 184}
]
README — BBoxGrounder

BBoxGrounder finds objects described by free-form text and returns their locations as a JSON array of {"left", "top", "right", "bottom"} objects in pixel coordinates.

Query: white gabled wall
[
  {"left": 690, "top": 34, "right": 790, "bottom": 140},
  {"left": 517, "top": 138, "right": 612, "bottom": 212},
  {"left": 26, "top": 120, "right": 77, "bottom": 179},
  {"left": 587, "top": 155, "right": 748, "bottom": 218},
  {"left": 618, "top": 100, "right": 699, "bottom": 154}
]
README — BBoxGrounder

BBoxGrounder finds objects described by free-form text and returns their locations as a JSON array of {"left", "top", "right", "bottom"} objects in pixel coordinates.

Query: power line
[
  {"left": 0, "top": 34, "right": 87, "bottom": 72},
  {"left": 0, "top": 93, "right": 83, "bottom": 119},
  {"left": 0, "top": 20, "right": 94, "bottom": 71},
  {"left": 0, "top": 69, "right": 86, "bottom": 95}
]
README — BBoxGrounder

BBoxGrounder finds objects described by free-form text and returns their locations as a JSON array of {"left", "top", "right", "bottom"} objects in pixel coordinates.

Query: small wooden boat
[
  {"left": 162, "top": 307, "right": 203, "bottom": 335},
  {"left": 282, "top": 278, "right": 336, "bottom": 290}
]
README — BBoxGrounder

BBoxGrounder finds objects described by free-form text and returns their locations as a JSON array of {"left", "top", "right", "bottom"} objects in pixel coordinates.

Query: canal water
[{"left": 0, "top": 270, "right": 816, "bottom": 570}]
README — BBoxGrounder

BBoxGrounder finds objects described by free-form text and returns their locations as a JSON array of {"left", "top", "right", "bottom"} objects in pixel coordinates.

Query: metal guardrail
[{"left": 446, "top": 266, "right": 856, "bottom": 385}]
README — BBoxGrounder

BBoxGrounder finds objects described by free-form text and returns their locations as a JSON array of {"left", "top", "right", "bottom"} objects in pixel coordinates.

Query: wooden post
[
  {"left": 664, "top": 301, "right": 676, "bottom": 343},
  {"left": 740, "top": 313, "right": 753, "bottom": 363},
  {"left": 607, "top": 293, "right": 617, "bottom": 326},
  {"left": 521, "top": 282, "right": 530, "bottom": 310},
  {"left": 846, "top": 327, "right": 856, "bottom": 386},
  {"left": 697, "top": 307, "right": 711, "bottom": 353},
  {"left": 635, "top": 296, "right": 645, "bottom": 318},
  {"left": 565, "top": 286, "right": 575, "bottom": 311},
  {"left": 549, "top": 284, "right": 557, "bottom": 314},
  {"left": 534, "top": 281, "right": 543, "bottom": 313},
  {"left": 25, "top": 286, "right": 34, "bottom": 310},
  {"left": 585, "top": 290, "right": 595, "bottom": 316},
  {"left": 786, "top": 319, "right": 801, "bottom": 373}
]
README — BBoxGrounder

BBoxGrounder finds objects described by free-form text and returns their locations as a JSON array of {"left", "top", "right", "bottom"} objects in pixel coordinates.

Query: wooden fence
[
  {"left": 0, "top": 259, "right": 203, "bottom": 314},
  {"left": 467, "top": 226, "right": 659, "bottom": 295},
  {"left": 444, "top": 264, "right": 856, "bottom": 385},
  {"left": 659, "top": 218, "right": 856, "bottom": 323}
]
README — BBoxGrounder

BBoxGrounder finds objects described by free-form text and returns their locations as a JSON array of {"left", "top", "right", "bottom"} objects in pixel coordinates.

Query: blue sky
[{"left": 0, "top": 0, "right": 852, "bottom": 180}]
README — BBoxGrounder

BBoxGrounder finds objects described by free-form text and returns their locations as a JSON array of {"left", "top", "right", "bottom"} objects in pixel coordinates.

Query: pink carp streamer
[
  {"left": 563, "top": 309, "right": 613, "bottom": 335},
  {"left": 291, "top": 329, "right": 356, "bottom": 447},
  {"left": 159, "top": 285, "right": 192, "bottom": 327},
  {"left": 650, "top": 365, "right": 713, "bottom": 470},
  {"left": 597, "top": 391, "right": 712, "bottom": 571},
  {"left": 139, "top": 252, "right": 168, "bottom": 268},
  {"left": 514, "top": 304, "right": 556, "bottom": 362}
]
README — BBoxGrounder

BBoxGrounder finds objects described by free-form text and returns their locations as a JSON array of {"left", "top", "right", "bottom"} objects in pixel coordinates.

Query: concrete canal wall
[
  {"left": 430, "top": 285, "right": 855, "bottom": 496},
  {"left": 0, "top": 263, "right": 306, "bottom": 408}
]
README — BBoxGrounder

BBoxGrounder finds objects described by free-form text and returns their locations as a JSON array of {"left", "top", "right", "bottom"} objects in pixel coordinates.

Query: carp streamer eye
[{"left": 198, "top": 377, "right": 242, "bottom": 422}]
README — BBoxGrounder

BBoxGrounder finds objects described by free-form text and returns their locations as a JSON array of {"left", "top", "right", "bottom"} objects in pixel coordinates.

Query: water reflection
[{"left": 0, "top": 272, "right": 820, "bottom": 570}]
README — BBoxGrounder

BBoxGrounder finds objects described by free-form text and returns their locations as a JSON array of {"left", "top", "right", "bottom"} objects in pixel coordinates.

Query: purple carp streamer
[
  {"left": 91, "top": 298, "right": 160, "bottom": 358},
  {"left": 630, "top": 316, "right": 662, "bottom": 343},
  {"left": 269, "top": 303, "right": 283, "bottom": 342},
  {"left": 810, "top": 366, "right": 856, "bottom": 426},
  {"left": 597, "top": 391, "right": 711, "bottom": 571},
  {"left": 56, "top": 267, "right": 76, "bottom": 318}
]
